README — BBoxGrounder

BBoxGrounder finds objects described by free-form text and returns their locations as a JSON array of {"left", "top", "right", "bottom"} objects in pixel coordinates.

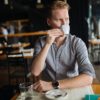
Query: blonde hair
[{"left": 47, "top": 0, "right": 70, "bottom": 18}]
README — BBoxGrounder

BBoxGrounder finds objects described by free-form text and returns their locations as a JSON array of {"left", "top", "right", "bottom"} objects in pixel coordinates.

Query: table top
[
  {"left": 0, "top": 48, "right": 34, "bottom": 59},
  {"left": 0, "top": 43, "right": 30, "bottom": 49},
  {"left": 92, "top": 84, "right": 100, "bottom": 94},
  {"left": 11, "top": 85, "right": 93, "bottom": 100},
  {"left": 89, "top": 39, "right": 100, "bottom": 45},
  {"left": 0, "top": 31, "right": 47, "bottom": 38}
]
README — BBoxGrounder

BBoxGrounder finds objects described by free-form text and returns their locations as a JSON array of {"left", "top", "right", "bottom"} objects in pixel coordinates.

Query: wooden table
[
  {"left": 0, "top": 31, "right": 47, "bottom": 38},
  {"left": 0, "top": 43, "right": 30, "bottom": 49},
  {"left": 0, "top": 48, "right": 33, "bottom": 60},
  {"left": 11, "top": 85, "right": 93, "bottom": 100},
  {"left": 89, "top": 39, "right": 100, "bottom": 45},
  {"left": 89, "top": 39, "right": 100, "bottom": 63},
  {"left": 92, "top": 84, "right": 100, "bottom": 94},
  {"left": 0, "top": 43, "right": 30, "bottom": 56}
]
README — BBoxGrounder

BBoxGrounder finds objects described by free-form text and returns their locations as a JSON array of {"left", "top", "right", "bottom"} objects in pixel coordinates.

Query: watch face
[{"left": 52, "top": 81, "right": 59, "bottom": 89}]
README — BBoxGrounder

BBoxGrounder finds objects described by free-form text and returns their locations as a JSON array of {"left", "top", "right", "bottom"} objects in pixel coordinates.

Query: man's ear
[{"left": 47, "top": 18, "right": 51, "bottom": 26}]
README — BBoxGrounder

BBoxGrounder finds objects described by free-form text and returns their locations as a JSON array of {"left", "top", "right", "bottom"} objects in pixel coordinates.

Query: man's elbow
[
  {"left": 87, "top": 76, "right": 93, "bottom": 85},
  {"left": 31, "top": 65, "right": 41, "bottom": 77},
  {"left": 32, "top": 70, "right": 40, "bottom": 77}
]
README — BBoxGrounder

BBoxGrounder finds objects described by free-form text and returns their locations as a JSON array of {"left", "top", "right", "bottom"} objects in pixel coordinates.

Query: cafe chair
[
  {"left": 6, "top": 51, "right": 28, "bottom": 85},
  {"left": 92, "top": 84, "right": 100, "bottom": 94},
  {"left": 0, "top": 47, "right": 11, "bottom": 78}
]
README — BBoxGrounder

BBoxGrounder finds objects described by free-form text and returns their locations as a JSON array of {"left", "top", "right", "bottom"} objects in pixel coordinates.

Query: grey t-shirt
[{"left": 33, "top": 34, "right": 95, "bottom": 81}]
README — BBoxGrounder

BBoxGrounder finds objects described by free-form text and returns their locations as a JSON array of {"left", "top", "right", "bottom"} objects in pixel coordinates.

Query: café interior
[{"left": 0, "top": 0, "right": 100, "bottom": 100}]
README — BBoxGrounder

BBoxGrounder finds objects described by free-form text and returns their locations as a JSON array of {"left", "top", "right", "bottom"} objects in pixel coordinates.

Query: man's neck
[{"left": 54, "top": 35, "right": 66, "bottom": 47}]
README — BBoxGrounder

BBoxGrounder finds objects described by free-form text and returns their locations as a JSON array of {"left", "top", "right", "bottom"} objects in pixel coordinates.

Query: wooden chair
[
  {"left": 6, "top": 51, "right": 28, "bottom": 85},
  {"left": 92, "top": 84, "right": 100, "bottom": 94}
]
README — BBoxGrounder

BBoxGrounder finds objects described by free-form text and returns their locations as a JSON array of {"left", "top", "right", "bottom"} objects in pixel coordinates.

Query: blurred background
[
  {"left": 0, "top": 0, "right": 100, "bottom": 99},
  {"left": 0, "top": 0, "right": 100, "bottom": 45}
]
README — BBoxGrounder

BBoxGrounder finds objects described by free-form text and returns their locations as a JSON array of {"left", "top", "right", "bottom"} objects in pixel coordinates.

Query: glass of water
[{"left": 19, "top": 82, "right": 33, "bottom": 99}]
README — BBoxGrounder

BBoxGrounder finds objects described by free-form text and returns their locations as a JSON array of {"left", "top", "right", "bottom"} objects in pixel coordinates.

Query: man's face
[{"left": 47, "top": 7, "right": 69, "bottom": 28}]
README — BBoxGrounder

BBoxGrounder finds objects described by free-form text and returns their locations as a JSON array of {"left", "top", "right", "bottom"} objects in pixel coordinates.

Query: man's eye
[
  {"left": 54, "top": 19, "right": 59, "bottom": 21},
  {"left": 65, "top": 18, "right": 69, "bottom": 21}
]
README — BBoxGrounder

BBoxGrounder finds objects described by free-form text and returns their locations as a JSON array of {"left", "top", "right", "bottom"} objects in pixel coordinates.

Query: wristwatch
[{"left": 52, "top": 81, "right": 59, "bottom": 89}]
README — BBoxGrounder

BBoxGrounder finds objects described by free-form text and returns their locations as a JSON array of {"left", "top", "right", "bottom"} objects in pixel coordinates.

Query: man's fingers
[
  {"left": 33, "top": 82, "right": 44, "bottom": 92},
  {"left": 36, "top": 85, "right": 43, "bottom": 92},
  {"left": 47, "top": 29, "right": 62, "bottom": 35},
  {"left": 33, "top": 82, "right": 40, "bottom": 90}
]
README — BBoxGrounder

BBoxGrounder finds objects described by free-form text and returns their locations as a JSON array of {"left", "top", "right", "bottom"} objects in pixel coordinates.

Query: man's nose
[{"left": 61, "top": 19, "right": 66, "bottom": 25}]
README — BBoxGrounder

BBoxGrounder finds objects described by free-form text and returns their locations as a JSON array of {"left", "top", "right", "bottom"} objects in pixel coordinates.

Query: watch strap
[{"left": 52, "top": 81, "right": 59, "bottom": 89}]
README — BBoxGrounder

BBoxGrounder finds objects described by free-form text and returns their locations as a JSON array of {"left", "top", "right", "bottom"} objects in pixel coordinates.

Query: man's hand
[
  {"left": 46, "top": 29, "right": 62, "bottom": 45},
  {"left": 33, "top": 80, "right": 53, "bottom": 92}
]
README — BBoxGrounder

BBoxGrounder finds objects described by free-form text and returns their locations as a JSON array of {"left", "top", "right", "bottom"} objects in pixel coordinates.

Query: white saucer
[{"left": 45, "top": 89, "right": 68, "bottom": 100}]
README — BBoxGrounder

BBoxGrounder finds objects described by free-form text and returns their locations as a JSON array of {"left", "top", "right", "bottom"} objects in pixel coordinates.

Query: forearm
[
  {"left": 59, "top": 74, "right": 93, "bottom": 89},
  {"left": 32, "top": 43, "right": 51, "bottom": 76}
]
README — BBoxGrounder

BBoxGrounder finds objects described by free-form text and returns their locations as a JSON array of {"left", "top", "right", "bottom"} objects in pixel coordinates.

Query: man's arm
[
  {"left": 59, "top": 38, "right": 95, "bottom": 89},
  {"left": 31, "top": 43, "right": 51, "bottom": 76},
  {"left": 31, "top": 29, "right": 62, "bottom": 76},
  {"left": 32, "top": 73, "right": 93, "bottom": 92},
  {"left": 59, "top": 74, "right": 93, "bottom": 89}
]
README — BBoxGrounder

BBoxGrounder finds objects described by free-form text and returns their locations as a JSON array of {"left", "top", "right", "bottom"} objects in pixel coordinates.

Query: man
[{"left": 31, "top": 0, "right": 95, "bottom": 92}]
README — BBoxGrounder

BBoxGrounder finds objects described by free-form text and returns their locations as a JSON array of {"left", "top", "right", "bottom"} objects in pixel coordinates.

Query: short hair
[{"left": 46, "top": 0, "right": 70, "bottom": 18}]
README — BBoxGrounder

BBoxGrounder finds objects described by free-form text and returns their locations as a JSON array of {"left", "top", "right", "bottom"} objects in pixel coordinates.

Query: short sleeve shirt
[{"left": 33, "top": 34, "right": 95, "bottom": 81}]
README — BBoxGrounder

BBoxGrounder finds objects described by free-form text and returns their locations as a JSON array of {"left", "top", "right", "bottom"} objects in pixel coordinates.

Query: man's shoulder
[
  {"left": 69, "top": 34, "right": 85, "bottom": 47},
  {"left": 69, "top": 34, "right": 81, "bottom": 42}
]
